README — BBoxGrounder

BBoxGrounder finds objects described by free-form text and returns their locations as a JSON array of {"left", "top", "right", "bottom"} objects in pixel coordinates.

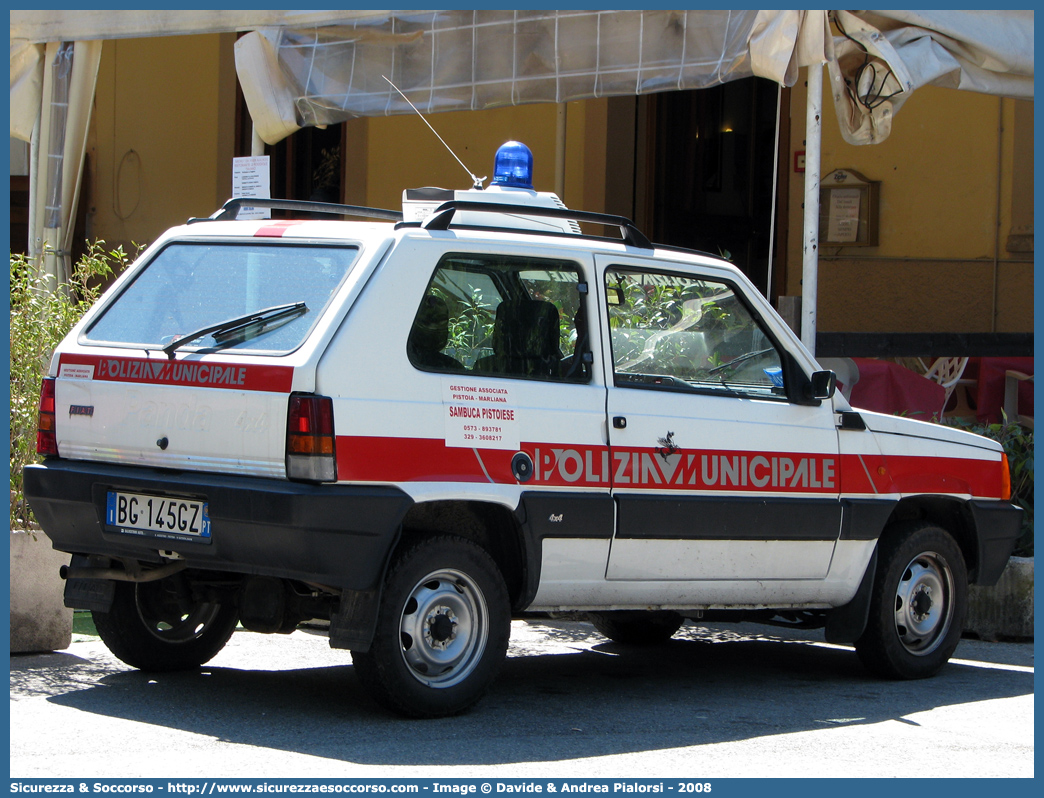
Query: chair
[
  {"left": 923, "top": 356, "right": 970, "bottom": 419},
  {"left": 819, "top": 357, "right": 859, "bottom": 401},
  {"left": 1004, "top": 370, "right": 1034, "bottom": 428}
]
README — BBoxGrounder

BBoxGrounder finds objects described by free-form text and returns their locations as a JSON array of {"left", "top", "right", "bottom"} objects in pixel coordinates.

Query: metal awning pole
[
  {"left": 765, "top": 83, "right": 782, "bottom": 301},
  {"left": 251, "top": 126, "right": 265, "bottom": 157},
  {"left": 28, "top": 111, "right": 41, "bottom": 259},
  {"left": 801, "top": 63, "right": 823, "bottom": 355},
  {"left": 554, "top": 103, "right": 567, "bottom": 200}
]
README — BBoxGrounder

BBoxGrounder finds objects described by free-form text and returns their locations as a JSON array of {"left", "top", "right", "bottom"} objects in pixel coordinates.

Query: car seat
[
  {"left": 407, "top": 294, "right": 465, "bottom": 371},
  {"left": 474, "top": 298, "right": 561, "bottom": 378}
]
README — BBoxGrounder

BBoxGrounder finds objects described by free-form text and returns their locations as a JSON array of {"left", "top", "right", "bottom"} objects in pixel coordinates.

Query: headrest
[{"left": 410, "top": 294, "right": 450, "bottom": 352}]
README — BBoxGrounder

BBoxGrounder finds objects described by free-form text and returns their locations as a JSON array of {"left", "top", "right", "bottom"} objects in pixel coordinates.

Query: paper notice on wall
[
  {"left": 827, "top": 188, "right": 861, "bottom": 243},
  {"left": 443, "top": 378, "right": 520, "bottom": 450},
  {"left": 232, "top": 156, "right": 271, "bottom": 219}
]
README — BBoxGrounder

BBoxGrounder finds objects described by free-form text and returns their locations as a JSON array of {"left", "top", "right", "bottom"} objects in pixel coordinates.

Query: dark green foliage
[
  {"left": 9, "top": 243, "right": 134, "bottom": 527},
  {"left": 950, "top": 416, "right": 1033, "bottom": 556}
]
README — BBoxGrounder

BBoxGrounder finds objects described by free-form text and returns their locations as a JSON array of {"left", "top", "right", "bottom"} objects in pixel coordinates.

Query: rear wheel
[
  {"left": 352, "top": 536, "right": 510, "bottom": 718},
  {"left": 92, "top": 575, "right": 238, "bottom": 671},
  {"left": 855, "top": 523, "right": 967, "bottom": 679},
  {"left": 588, "top": 610, "right": 684, "bottom": 646}
]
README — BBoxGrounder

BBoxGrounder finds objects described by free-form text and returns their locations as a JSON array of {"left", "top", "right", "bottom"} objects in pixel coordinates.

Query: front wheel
[
  {"left": 855, "top": 523, "right": 968, "bottom": 679},
  {"left": 352, "top": 536, "right": 510, "bottom": 718},
  {"left": 92, "top": 575, "right": 238, "bottom": 671}
]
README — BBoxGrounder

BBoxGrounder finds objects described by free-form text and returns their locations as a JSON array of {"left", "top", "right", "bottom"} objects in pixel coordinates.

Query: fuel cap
[{"left": 511, "top": 451, "right": 534, "bottom": 483}]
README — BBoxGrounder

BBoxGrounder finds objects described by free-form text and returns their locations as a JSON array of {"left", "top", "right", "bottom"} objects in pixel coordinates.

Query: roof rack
[
  {"left": 185, "top": 196, "right": 724, "bottom": 262},
  {"left": 418, "top": 200, "right": 654, "bottom": 250},
  {"left": 187, "top": 197, "right": 403, "bottom": 224},
  {"left": 647, "top": 241, "right": 721, "bottom": 262}
]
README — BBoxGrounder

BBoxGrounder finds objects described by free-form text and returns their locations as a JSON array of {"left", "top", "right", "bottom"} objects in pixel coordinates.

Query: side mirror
[{"left": 810, "top": 370, "right": 837, "bottom": 400}]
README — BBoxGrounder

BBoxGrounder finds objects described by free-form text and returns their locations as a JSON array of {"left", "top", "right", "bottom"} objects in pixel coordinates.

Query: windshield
[{"left": 84, "top": 242, "right": 358, "bottom": 354}]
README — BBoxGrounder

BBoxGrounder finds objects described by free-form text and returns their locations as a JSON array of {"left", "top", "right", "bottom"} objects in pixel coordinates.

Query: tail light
[
  {"left": 285, "top": 394, "right": 337, "bottom": 482},
  {"left": 1000, "top": 453, "right": 1012, "bottom": 501},
  {"left": 36, "top": 378, "right": 59, "bottom": 457}
]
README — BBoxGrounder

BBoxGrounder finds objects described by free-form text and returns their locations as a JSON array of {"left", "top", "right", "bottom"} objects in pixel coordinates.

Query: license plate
[{"left": 105, "top": 491, "right": 211, "bottom": 541}]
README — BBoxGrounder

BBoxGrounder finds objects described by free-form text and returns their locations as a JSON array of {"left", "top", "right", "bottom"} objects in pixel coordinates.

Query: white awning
[
  {"left": 224, "top": 9, "right": 1033, "bottom": 145},
  {"left": 11, "top": 10, "right": 1032, "bottom": 146},
  {"left": 9, "top": 10, "right": 397, "bottom": 42},
  {"left": 233, "top": 10, "right": 830, "bottom": 145},
  {"left": 826, "top": 10, "right": 1034, "bottom": 145},
  {"left": 10, "top": 38, "right": 44, "bottom": 142}
]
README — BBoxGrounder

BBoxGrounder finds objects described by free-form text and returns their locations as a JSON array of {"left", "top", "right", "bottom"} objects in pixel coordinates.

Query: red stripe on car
[
  {"left": 58, "top": 354, "right": 294, "bottom": 393},
  {"left": 335, "top": 436, "right": 1008, "bottom": 500},
  {"left": 254, "top": 220, "right": 305, "bottom": 238}
]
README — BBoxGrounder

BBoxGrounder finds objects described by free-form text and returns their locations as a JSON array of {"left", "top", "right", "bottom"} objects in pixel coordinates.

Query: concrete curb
[
  {"left": 966, "top": 556, "right": 1034, "bottom": 641},
  {"left": 10, "top": 530, "right": 72, "bottom": 653}
]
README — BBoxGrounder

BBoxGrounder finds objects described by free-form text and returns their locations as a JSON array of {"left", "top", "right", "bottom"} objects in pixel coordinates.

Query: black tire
[
  {"left": 855, "top": 523, "right": 968, "bottom": 679},
  {"left": 92, "top": 576, "right": 239, "bottom": 672},
  {"left": 351, "top": 536, "right": 511, "bottom": 718},
  {"left": 588, "top": 610, "right": 684, "bottom": 646}
]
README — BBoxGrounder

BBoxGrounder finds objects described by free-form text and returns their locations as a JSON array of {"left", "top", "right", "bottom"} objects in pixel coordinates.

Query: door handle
[{"left": 612, "top": 416, "right": 627, "bottom": 429}]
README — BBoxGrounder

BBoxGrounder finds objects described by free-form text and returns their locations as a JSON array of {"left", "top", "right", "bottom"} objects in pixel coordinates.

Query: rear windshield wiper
[{"left": 162, "top": 302, "right": 308, "bottom": 358}]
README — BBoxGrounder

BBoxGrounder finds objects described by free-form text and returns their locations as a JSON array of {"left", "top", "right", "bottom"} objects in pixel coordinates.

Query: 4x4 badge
[{"left": 656, "top": 431, "right": 679, "bottom": 462}]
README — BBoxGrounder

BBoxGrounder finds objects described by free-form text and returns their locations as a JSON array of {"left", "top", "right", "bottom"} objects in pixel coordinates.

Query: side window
[
  {"left": 408, "top": 253, "right": 590, "bottom": 382},
  {"left": 605, "top": 268, "right": 784, "bottom": 398}
]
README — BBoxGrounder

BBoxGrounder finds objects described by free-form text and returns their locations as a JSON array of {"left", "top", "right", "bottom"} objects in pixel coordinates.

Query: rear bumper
[{"left": 23, "top": 460, "right": 413, "bottom": 590}]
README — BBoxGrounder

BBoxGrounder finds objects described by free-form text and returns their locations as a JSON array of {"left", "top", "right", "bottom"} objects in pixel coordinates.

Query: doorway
[
  {"left": 269, "top": 125, "right": 344, "bottom": 205},
  {"left": 640, "top": 78, "right": 782, "bottom": 297},
  {"left": 235, "top": 88, "right": 344, "bottom": 208}
]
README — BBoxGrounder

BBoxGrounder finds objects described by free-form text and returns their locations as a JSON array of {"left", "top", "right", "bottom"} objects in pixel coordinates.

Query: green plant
[
  {"left": 948, "top": 415, "right": 1033, "bottom": 557},
  {"left": 310, "top": 147, "right": 341, "bottom": 195},
  {"left": 437, "top": 285, "right": 496, "bottom": 366},
  {"left": 10, "top": 243, "right": 134, "bottom": 528}
]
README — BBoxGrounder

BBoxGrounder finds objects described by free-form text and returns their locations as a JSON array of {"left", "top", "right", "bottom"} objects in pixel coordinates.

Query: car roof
[{"left": 166, "top": 195, "right": 738, "bottom": 276}]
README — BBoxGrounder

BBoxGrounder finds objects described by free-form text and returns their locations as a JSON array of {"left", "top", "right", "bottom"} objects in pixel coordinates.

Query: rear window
[{"left": 83, "top": 242, "right": 358, "bottom": 354}]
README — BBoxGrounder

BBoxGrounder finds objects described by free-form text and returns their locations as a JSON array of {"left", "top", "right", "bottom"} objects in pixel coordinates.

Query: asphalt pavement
[{"left": 9, "top": 618, "right": 1034, "bottom": 779}]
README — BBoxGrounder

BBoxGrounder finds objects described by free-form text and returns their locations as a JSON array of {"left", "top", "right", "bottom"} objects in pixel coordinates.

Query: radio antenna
[{"left": 383, "top": 75, "right": 486, "bottom": 190}]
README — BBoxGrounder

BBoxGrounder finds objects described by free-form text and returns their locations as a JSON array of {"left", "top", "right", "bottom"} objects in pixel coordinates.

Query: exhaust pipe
[{"left": 60, "top": 560, "right": 187, "bottom": 583}]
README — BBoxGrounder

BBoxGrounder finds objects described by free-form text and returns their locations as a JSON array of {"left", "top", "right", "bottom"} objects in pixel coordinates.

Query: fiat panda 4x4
[{"left": 25, "top": 143, "right": 1021, "bottom": 718}]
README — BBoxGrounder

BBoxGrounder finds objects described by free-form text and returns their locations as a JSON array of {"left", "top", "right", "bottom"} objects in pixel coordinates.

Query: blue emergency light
[{"left": 491, "top": 141, "right": 534, "bottom": 189}]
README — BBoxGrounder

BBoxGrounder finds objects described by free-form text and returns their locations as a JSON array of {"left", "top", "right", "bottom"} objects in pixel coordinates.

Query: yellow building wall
[
  {"left": 88, "top": 33, "right": 237, "bottom": 252},
  {"left": 354, "top": 100, "right": 606, "bottom": 215},
  {"left": 785, "top": 78, "right": 1032, "bottom": 333}
]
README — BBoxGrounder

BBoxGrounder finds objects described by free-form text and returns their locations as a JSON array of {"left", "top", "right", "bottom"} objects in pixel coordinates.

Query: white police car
[{"left": 25, "top": 142, "right": 1021, "bottom": 717}]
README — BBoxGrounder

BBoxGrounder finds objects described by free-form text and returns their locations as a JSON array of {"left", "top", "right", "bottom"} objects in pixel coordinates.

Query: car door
[
  {"left": 328, "top": 238, "right": 614, "bottom": 555},
  {"left": 597, "top": 256, "right": 843, "bottom": 583}
]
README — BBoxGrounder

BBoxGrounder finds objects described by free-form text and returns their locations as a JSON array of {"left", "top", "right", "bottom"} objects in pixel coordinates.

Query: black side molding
[{"left": 515, "top": 492, "right": 616, "bottom": 609}]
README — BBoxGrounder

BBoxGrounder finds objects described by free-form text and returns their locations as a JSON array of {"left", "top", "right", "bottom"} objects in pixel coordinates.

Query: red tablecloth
[
  {"left": 848, "top": 358, "right": 947, "bottom": 421},
  {"left": 973, "top": 356, "right": 1034, "bottom": 425}
]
